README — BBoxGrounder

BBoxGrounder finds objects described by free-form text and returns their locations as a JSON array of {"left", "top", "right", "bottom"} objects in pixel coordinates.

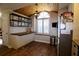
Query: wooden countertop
[{"left": 11, "top": 32, "right": 33, "bottom": 36}]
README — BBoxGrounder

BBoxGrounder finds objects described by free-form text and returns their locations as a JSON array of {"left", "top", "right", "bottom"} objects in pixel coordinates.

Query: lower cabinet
[
  {"left": 9, "top": 33, "right": 34, "bottom": 49},
  {"left": 72, "top": 41, "right": 79, "bottom": 56}
]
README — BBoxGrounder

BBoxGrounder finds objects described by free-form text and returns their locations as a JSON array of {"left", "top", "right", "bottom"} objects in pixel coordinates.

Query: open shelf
[{"left": 10, "top": 13, "right": 32, "bottom": 27}]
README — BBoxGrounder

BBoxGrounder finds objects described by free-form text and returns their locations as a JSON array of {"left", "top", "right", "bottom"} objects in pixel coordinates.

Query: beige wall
[
  {"left": 0, "top": 9, "right": 11, "bottom": 47},
  {"left": 0, "top": 18, "right": 1, "bottom": 28},
  {"left": 0, "top": 9, "right": 2, "bottom": 28},
  {"left": 73, "top": 4, "right": 79, "bottom": 40}
]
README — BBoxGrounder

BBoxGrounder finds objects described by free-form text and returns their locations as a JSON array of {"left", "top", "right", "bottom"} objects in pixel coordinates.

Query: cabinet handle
[
  {"left": 73, "top": 52, "right": 76, "bottom": 55},
  {"left": 74, "top": 45, "right": 76, "bottom": 47}
]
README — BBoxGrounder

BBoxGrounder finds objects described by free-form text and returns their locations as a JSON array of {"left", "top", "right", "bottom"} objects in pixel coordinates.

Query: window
[
  {"left": 36, "top": 12, "right": 50, "bottom": 35},
  {"left": 0, "top": 39, "right": 3, "bottom": 45}
]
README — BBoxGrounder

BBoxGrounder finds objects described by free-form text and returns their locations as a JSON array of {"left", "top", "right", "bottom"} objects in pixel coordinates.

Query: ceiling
[
  {"left": 14, "top": 3, "right": 58, "bottom": 16},
  {"left": 59, "top": 3, "right": 70, "bottom": 9},
  {"left": 0, "top": 3, "right": 70, "bottom": 17},
  {"left": 0, "top": 3, "right": 34, "bottom": 10}
]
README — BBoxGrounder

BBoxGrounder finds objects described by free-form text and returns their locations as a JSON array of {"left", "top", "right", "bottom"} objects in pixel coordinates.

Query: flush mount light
[{"left": 34, "top": 13, "right": 37, "bottom": 16}]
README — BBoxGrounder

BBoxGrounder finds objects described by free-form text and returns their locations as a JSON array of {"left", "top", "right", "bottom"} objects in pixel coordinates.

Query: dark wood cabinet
[
  {"left": 0, "top": 28, "right": 2, "bottom": 38},
  {"left": 10, "top": 13, "right": 32, "bottom": 27},
  {"left": 72, "top": 41, "right": 79, "bottom": 56},
  {"left": 59, "top": 34, "right": 72, "bottom": 56}
]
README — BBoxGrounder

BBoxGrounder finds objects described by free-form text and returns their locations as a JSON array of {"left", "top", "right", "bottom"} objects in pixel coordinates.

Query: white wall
[
  {"left": 61, "top": 22, "right": 73, "bottom": 34},
  {"left": 34, "top": 35, "right": 50, "bottom": 43},
  {"left": 10, "top": 27, "right": 27, "bottom": 33},
  {"left": 30, "top": 15, "right": 35, "bottom": 32},
  {"left": 49, "top": 12, "right": 58, "bottom": 36}
]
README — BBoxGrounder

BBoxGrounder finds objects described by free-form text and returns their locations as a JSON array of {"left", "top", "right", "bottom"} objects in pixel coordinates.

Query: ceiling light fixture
[
  {"left": 35, "top": 3, "right": 39, "bottom": 15},
  {"left": 35, "top": 3, "right": 38, "bottom": 6}
]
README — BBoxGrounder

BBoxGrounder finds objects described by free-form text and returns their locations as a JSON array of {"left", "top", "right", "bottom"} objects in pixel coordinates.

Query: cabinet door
[
  {"left": 72, "top": 42, "right": 78, "bottom": 56},
  {"left": 13, "top": 15, "right": 18, "bottom": 20},
  {"left": 59, "top": 34, "right": 72, "bottom": 56}
]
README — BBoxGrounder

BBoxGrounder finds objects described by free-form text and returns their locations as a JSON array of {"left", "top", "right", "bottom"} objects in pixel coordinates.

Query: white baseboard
[{"left": 34, "top": 40, "right": 50, "bottom": 44}]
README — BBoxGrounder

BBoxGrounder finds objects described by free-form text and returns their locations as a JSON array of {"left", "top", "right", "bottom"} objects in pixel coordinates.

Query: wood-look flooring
[{"left": 0, "top": 41, "right": 57, "bottom": 56}]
